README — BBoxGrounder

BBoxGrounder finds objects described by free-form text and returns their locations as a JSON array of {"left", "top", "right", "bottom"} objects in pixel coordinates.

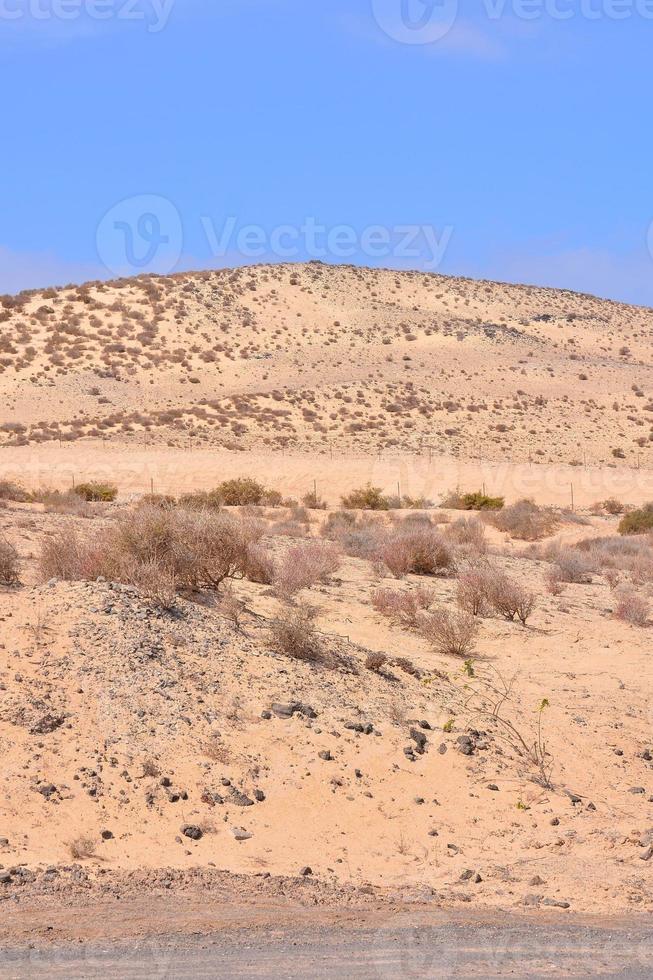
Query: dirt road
[{"left": 1, "top": 913, "right": 651, "bottom": 978}]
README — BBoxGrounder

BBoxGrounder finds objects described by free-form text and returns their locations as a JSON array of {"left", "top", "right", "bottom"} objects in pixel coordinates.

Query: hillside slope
[{"left": 1, "top": 263, "right": 652, "bottom": 464}]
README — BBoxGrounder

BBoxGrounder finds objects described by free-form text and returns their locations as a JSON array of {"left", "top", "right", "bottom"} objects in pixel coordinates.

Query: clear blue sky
[{"left": 1, "top": 0, "right": 652, "bottom": 305}]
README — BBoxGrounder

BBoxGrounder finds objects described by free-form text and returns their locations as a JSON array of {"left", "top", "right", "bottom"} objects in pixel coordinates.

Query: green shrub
[
  {"left": 619, "top": 504, "right": 653, "bottom": 535},
  {"left": 442, "top": 489, "right": 504, "bottom": 511},
  {"left": 216, "top": 477, "right": 266, "bottom": 506},
  {"left": 73, "top": 481, "right": 118, "bottom": 502},
  {"left": 341, "top": 483, "right": 390, "bottom": 511},
  {"left": 179, "top": 490, "right": 223, "bottom": 511}
]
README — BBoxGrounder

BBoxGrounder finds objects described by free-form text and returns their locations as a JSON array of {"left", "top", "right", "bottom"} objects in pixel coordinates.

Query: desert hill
[{"left": 1, "top": 263, "right": 652, "bottom": 465}]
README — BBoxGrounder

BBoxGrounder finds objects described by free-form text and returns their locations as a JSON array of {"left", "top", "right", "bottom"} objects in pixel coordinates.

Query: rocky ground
[{"left": 0, "top": 496, "right": 652, "bottom": 928}]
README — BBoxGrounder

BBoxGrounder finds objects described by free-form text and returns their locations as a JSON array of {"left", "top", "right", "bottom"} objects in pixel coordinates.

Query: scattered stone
[
  {"left": 229, "top": 789, "right": 254, "bottom": 807},
  {"left": 456, "top": 735, "right": 474, "bottom": 756},
  {"left": 318, "top": 750, "right": 332, "bottom": 761},
  {"left": 100, "top": 830, "right": 114, "bottom": 840},
  {"left": 231, "top": 827, "right": 253, "bottom": 841},
  {"left": 542, "top": 898, "right": 571, "bottom": 909},
  {"left": 181, "top": 825, "right": 202, "bottom": 841},
  {"left": 300, "top": 866, "right": 313, "bottom": 876},
  {"left": 253, "top": 789, "right": 266, "bottom": 802},
  {"left": 487, "top": 784, "right": 499, "bottom": 792},
  {"left": 629, "top": 787, "right": 646, "bottom": 795}
]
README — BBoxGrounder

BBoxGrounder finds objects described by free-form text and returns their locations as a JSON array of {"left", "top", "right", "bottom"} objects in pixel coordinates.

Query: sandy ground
[
  {"left": 1, "top": 443, "right": 653, "bottom": 509},
  {"left": 0, "top": 493, "right": 652, "bottom": 925}
]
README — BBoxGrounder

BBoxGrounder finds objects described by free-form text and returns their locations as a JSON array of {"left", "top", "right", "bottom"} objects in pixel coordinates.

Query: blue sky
[{"left": 1, "top": 0, "right": 652, "bottom": 305}]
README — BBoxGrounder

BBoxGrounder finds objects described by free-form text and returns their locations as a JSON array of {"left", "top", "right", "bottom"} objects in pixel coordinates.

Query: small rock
[
  {"left": 300, "top": 866, "right": 313, "bottom": 876},
  {"left": 629, "top": 787, "right": 646, "bottom": 795},
  {"left": 487, "top": 784, "right": 499, "bottom": 792},
  {"left": 542, "top": 898, "right": 570, "bottom": 909},
  {"left": 318, "top": 750, "right": 332, "bottom": 761},
  {"left": 181, "top": 825, "right": 202, "bottom": 841},
  {"left": 231, "top": 827, "right": 253, "bottom": 841}
]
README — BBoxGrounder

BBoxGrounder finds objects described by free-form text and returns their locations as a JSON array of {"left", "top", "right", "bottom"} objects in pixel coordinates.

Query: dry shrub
[
  {"left": 243, "top": 541, "right": 275, "bottom": 584},
  {"left": 68, "top": 836, "right": 97, "bottom": 860},
  {"left": 489, "top": 499, "right": 558, "bottom": 541},
  {"left": 273, "top": 540, "right": 341, "bottom": 597},
  {"left": 377, "top": 527, "right": 455, "bottom": 578},
  {"left": 544, "top": 566, "right": 564, "bottom": 595},
  {"left": 488, "top": 573, "right": 536, "bottom": 626},
  {"left": 613, "top": 588, "right": 650, "bottom": 627},
  {"left": 127, "top": 559, "right": 178, "bottom": 610},
  {"left": 456, "top": 564, "right": 496, "bottom": 616},
  {"left": 418, "top": 608, "right": 478, "bottom": 657},
  {"left": 0, "top": 536, "right": 20, "bottom": 585},
  {"left": 39, "top": 489, "right": 99, "bottom": 518},
  {"left": 0, "top": 480, "right": 30, "bottom": 502},
  {"left": 39, "top": 505, "right": 262, "bottom": 600},
  {"left": 269, "top": 604, "right": 324, "bottom": 663},
  {"left": 445, "top": 517, "right": 488, "bottom": 556},
  {"left": 40, "top": 528, "right": 108, "bottom": 581},
  {"left": 365, "top": 651, "right": 388, "bottom": 672},
  {"left": 372, "top": 585, "right": 434, "bottom": 627}
]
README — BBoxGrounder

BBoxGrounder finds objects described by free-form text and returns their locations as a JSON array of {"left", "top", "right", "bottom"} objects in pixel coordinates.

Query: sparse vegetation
[
  {"left": 341, "top": 484, "right": 390, "bottom": 511},
  {"left": 619, "top": 504, "right": 653, "bottom": 536},
  {"left": 73, "top": 481, "right": 118, "bottom": 503}
]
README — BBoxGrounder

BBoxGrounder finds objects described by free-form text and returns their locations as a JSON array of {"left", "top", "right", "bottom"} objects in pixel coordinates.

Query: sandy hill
[{"left": 1, "top": 263, "right": 652, "bottom": 465}]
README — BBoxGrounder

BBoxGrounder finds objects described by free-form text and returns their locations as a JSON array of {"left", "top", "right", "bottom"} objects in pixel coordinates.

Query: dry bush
[
  {"left": 0, "top": 480, "right": 30, "bottom": 502},
  {"left": 40, "top": 528, "right": 108, "bottom": 581},
  {"left": 273, "top": 540, "right": 341, "bottom": 597},
  {"left": 371, "top": 585, "right": 434, "bottom": 627},
  {"left": 445, "top": 517, "right": 488, "bottom": 556},
  {"left": 38, "top": 489, "right": 99, "bottom": 518},
  {"left": 321, "top": 511, "right": 386, "bottom": 559},
  {"left": 39, "top": 505, "right": 261, "bottom": 598},
  {"left": 302, "top": 490, "right": 328, "bottom": 510},
  {"left": 456, "top": 564, "right": 496, "bottom": 616},
  {"left": 544, "top": 566, "right": 565, "bottom": 595},
  {"left": 68, "top": 836, "right": 97, "bottom": 860},
  {"left": 591, "top": 497, "right": 625, "bottom": 516},
  {"left": 418, "top": 608, "right": 478, "bottom": 658},
  {"left": 217, "top": 587, "right": 247, "bottom": 631},
  {"left": 178, "top": 489, "right": 223, "bottom": 511},
  {"left": 488, "top": 499, "right": 558, "bottom": 541},
  {"left": 488, "top": 573, "right": 536, "bottom": 626},
  {"left": 365, "top": 651, "right": 388, "bottom": 672},
  {"left": 0, "top": 536, "right": 20, "bottom": 585},
  {"left": 243, "top": 541, "right": 275, "bottom": 584},
  {"left": 613, "top": 587, "right": 650, "bottom": 627},
  {"left": 377, "top": 526, "right": 455, "bottom": 578},
  {"left": 575, "top": 534, "right": 653, "bottom": 577},
  {"left": 269, "top": 604, "right": 324, "bottom": 663},
  {"left": 127, "top": 559, "right": 177, "bottom": 610}
]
